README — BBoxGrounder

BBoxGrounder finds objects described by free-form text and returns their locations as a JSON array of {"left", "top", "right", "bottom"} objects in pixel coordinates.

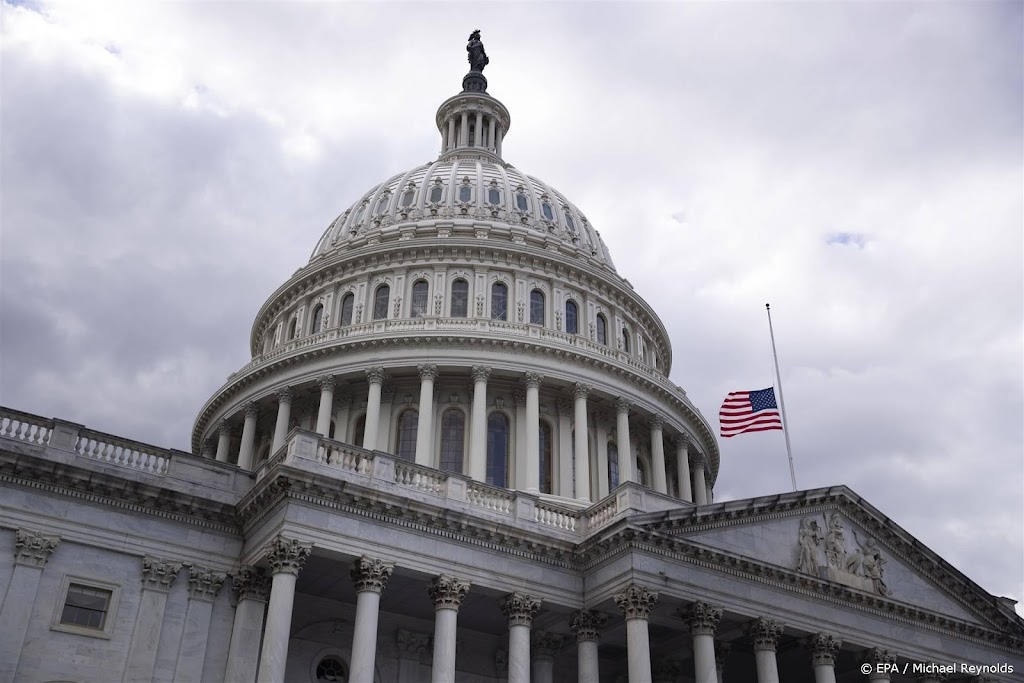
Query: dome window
[
  {"left": 401, "top": 188, "right": 416, "bottom": 208},
  {"left": 354, "top": 202, "right": 367, "bottom": 225},
  {"left": 373, "top": 285, "right": 390, "bottom": 320},
  {"left": 440, "top": 409, "right": 465, "bottom": 474},
  {"left": 564, "top": 210, "right": 577, "bottom": 233},
  {"left": 458, "top": 185, "right": 472, "bottom": 203},
  {"left": 429, "top": 184, "right": 444, "bottom": 204},
  {"left": 450, "top": 279, "right": 469, "bottom": 317},
  {"left": 410, "top": 280, "right": 429, "bottom": 318},
  {"left": 565, "top": 300, "right": 579, "bottom": 335},
  {"left": 516, "top": 192, "right": 529, "bottom": 212},
  {"left": 487, "top": 187, "right": 501, "bottom": 206},
  {"left": 287, "top": 317, "right": 298, "bottom": 340},
  {"left": 541, "top": 202, "right": 554, "bottom": 221},
  {"left": 375, "top": 195, "right": 390, "bottom": 216},
  {"left": 340, "top": 293, "right": 355, "bottom": 326},
  {"left": 491, "top": 282, "right": 508, "bottom": 321},
  {"left": 529, "top": 290, "right": 545, "bottom": 325},
  {"left": 596, "top": 313, "right": 607, "bottom": 345},
  {"left": 310, "top": 304, "right": 325, "bottom": 334},
  {"left": 486, "top": 412, "right": 509, "bottom": 487},
  {"left": 396, "top": 409, "right": 418, "bottom": 461}
]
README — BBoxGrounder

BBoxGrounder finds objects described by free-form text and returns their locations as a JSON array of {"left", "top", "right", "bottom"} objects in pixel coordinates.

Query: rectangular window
[{"left": 51, "top": 575, "right": 120, "bottom": 639}]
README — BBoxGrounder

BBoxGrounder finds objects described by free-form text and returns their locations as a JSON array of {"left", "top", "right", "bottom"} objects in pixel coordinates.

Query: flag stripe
[{"left": 718, "top": 387, "right": 784, "bottom": 438}]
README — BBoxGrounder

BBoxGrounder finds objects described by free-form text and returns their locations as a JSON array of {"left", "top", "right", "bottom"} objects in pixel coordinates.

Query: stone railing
[
  {"left": 535, "top": 501, "right": 580, "bottom": 532},
  {"left": 467, "top": 481, "right": 515, "bottom": 515},
  {"left": 75, "top": 428, "right": 171, "bottom": 475},
  {"left": 0, "top": 408, "right": 53, "bottom": 445}
]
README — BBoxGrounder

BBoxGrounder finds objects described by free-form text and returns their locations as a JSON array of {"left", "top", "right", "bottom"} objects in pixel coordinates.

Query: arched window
[
  {"left": 450, "top": 279, "right": 469, "bottom": 317},
  {"left": 608, "top": 442, "right": 619, "bottom": 489},
  {"left": 411, "top": 280, "right": 429, "bottom": 318},
  {"left": 486, "top": 412, "right": 509, "bottom": 487},
  {"left": 637, "top": 458, "right": 647, "bottom": 486},
  {"left": 530, "top": 290, "right": 545, "bottom": 325},
  {"left": 395, "top": 409, "right": 418, "bottom": 461},
  {"left": 491, "top": 282, "right": 508, "bottom": 321},
  {"left": 287, "top": 317, "right": 298, "bottom": 340},
  {"left": 352, "top": 414, "right": 366, "bottom": 448},
  {"left": 596, "top": 313, "right": 607, "bottom": 345},
  {"left": 440, "top": 409, "right": 465, "bottom": 473},
  {"left": 340, "top": 293, "right": 355, "bottom": 326},
  {"left": 539, "top": 421, "right": 553, "bottom": 494},
  {"left": 622, "top": 328, "right": 630, "bottom": 353},
  {"left": 310, "top": 304, "right": 324, "bottom": 334},
  {"left": 565, "top": 300, "right": 579, "bottom": 335},
  {"left": 373, "top": 285, "right": 390, "bottom": 320},
  {"left": 328, "top": 420, "right": 336, "bottom": 440}
]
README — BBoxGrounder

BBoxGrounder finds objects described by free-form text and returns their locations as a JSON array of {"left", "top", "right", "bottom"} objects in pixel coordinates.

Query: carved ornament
[
  {"left": 266, "top": 537, "right": 311, "bottom": 576},
  {"left": 746, "top": 617, "right": 784, "bottom": 652},
  {"left": 679, "top": 601, "right": 722, "bottom": 636},
  {"left": 232, "top": 566, "right": 271, "bottom": 602},
  {"left": 142, "top": 555, "right": 183, "bottom": 591},
  {"left": 14, "top": 528, "right": 60, "bottom": 568},
  {"left": 806, "top": 632, "right": 842, "bottom": 666},
  {"left": 351, "top": 555, "right": 394, "bottom": 593},
  {"left": 187, "top": 565, "right": 226, "bottom": 601},
  {"left": 500, "top": 592, "right": 541, "bottom": 626},
  {"left": 569, "top": 610, "right": 608, "bottom": 643},
  {"left": 614, "top": 584, "right": 659, "bottom": 620},
  {"left": 428, "top": 574, "right": 470, "bottom": 610}
]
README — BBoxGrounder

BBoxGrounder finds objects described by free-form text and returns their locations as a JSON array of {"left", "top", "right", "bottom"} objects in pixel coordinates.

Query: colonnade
[{"left": 208, "top": 365, "right": 715, "bottom": 505}]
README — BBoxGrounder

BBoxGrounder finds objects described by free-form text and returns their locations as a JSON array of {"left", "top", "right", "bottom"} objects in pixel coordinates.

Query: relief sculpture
[{"left": 796, "top": 514, "right": 893, "bottom": 596}]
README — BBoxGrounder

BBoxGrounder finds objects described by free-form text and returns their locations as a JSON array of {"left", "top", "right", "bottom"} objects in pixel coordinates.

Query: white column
[
  {"left": 0, "top": 529, "right": 60, "bottom": 683},
  {"left": 224, "top": 567, "right": 270, "bottom": 683},
  {"left": 446, "top": 117, "right": 455, "bottom": 151},
  {"left": 649, "top": 414, "right": 667, "bottom": 494},
  {"left": 469, "top": 366, "right": 490, "bottom": 481},
  {"left": 746, "top": 617, "right": 782, "bottom": 683},
  {"left": 806, "top": 633, "right": 841, "bottom": 683},
  {"left": 270, "top": 387, "right": 293, "bottom": 454},
  {"left": 693, "top": 455, "right": 709, "bottom": 505},
  {"left": 614, "top": 397, "right": 634, "bottom": 483},
  {"left": 680, "top": 601, "right": 722, "bottom": 683},
  {"left": 459, "top": 112, "right": 469, "bottom": 146},
  {"left": 594, "top": 413, "right": 610, "bottom": 498},
  {"left": 215, "top": 420, "right": 231, "bottom": 462},
  {"left": 614, "top": 584, "right": 658, "bottom": 683},
  {"left": 238, "top": 402, "right": 259, "bottom": 470},
  {"left": 676, "top": 435, "right": 693, "bottom": 502},
  {"left": 257, "top": 538, "right": 311, "bottom": 683},
  {"left": 573, "top": 383, "right": 592, "bottom": 502},
  {"left": 123, "top": 556, "right": 183, "bottom": 683},
  {"left": 523, "top": 373, "right": 543, "bottom": 492},
  {"left": 489, "top": 117, "right": 496, "bottom": 151},
  {"left": 513, "top": 390, "right": 527, "bottom": 488},
  {"left": 173, "top": 567, "right": 226, "bottom": 683},
  {"left": 496, "top": 127, "right": 503, "bottom": 157},
  {"left": 864, "top": 647, "right": 896, "bottom": 682},
  {"left": 569, "top": 610, "right": 607, "bottom": 683},
  {"left": 349, "top": 556, "right": 395, "bottom": 683},
  {"left": 429, "top": 575, "right": 470, "bottom": 683},
  {"left": 415, "top": 364, "right": 438, "bottom": 466},
  {"left": 315, "top": 376, "right": 335, "bottom": 436},
  {"left": 333, "top": 391, "right": 351, "bottom": 443},
  {"left": 531, "top": 633, "right": 561, "bottom": 683},
  {"left": 475, "top": 112, "right": 483, "bottom": 147},
  {"left": 556, "top": 399, "right": 574, "bottom": 497},
  {"left": 363, "top": 367, "right": 385, "bottom": 450},
  {"left": 500, "top": 593, "right": 541, "bottom": 683}
]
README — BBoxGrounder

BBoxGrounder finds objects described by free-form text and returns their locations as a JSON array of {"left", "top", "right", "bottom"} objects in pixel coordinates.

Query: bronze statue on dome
[{"left": 467, "top": 30, "right": 489, "bottom": 72}]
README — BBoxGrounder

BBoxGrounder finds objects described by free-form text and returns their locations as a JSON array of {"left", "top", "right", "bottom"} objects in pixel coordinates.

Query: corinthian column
[
  {"left": 216, "top": 420, "right": 232, "bottom": 462},
  {"left": 500, "top": 592, "right": 541, "bottom": 683},
  {"left": 238, "top": 402, "right": 259, "bottom": 470},
  {"left": 349, "top": 556, "right": 395, "bottom": 683},
  {"left": 569, "top": 610, "right": 607, "bottom": 683},
  {"left": 613, "top": 584, "right": 658, "bottom": 683},
  {"left": 649, "top": 414, "right": 667, "bottom": 493},
  {"left": 257, "top": 538, "right": 311, "bottom": 683},
  {"left": 315, "top": 376, "right": 336, "bottom": 436},
  {"left": 363, "top": 367, "right": 386, "bottom": 450},
  {"left": 123, "top": 556, "right": 183, "bottom": 682},
  {"left": 692, "top": 453, "right": 708, "bottom": 505},
  {"left": 746, "top": 617, "right": 783, "bottom": 683},
  {"left": 864, "top": 647, "right": 897, "bottom": 682},
  {"left": 805, "top": 633, "right": 841, "bottom": 683},
  {"left": 468, "top": 366, "right": 491, "bottom": 481},
  {"left": 415, "top": 364, "right": 439, "bottom": 466},
  {"left": 173, "top": 566, "right": 226, "bottom": 683},
  {"left": 679, "top": 601, "right": 722, "bottom": 683},
  {"left": 614, "top": 397, "right": 634, "bottom": 483},
  {"left": 523, "top": 372, "right": 543, "bottom": 492},
  {"left": 270, "top": 387, "right": 293, "bottom": 454},
  {"left": 676, "top": 434, "right": 693, "bottom": 502},
  {"left": 573, "top": 383, "right": 592, "bottom": 502},
  {"left": 429, "top": 575, "right": 470, "bottom": 683},
  {"left": 224, "top": 567, "right": 270, "bottom": 683},
  {"left": 0, "top": 529, "right": 60, "bottom": 683}
]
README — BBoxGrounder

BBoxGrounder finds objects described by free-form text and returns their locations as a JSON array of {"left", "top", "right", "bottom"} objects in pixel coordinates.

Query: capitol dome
[{"left": 192, "top": 53, "right": 720, "bottom": 506}]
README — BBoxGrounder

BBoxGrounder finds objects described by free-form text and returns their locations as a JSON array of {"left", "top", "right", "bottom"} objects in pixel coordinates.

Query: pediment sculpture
[{"left": 797, "top": 513, "right": 892, "bottom": 596}]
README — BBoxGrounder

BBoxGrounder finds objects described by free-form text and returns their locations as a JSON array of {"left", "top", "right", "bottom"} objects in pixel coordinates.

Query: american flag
[{"left": 719, "top": 388, "right": 783, "bottom": 438}]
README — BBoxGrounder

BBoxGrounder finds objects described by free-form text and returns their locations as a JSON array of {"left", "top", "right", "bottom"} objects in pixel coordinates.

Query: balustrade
[
  {"left": 75, "top": 429, "right": 170, "bottom": 475},
  {"left": 0, "top": 410, "right": 53, "bottom": 445},
  {"left": 394, "top": 461, "right": 445, "bottom": 494}
]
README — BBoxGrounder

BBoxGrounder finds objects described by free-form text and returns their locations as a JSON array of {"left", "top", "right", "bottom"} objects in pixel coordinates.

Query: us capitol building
[{"left": 1, "top": 33, "right": 1021, "bottom": 683}]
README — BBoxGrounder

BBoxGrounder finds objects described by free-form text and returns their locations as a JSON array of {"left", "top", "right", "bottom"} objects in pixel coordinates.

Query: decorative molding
[
  {"left": 266, "top": 536, "right": 311, "bottom": 576},
  {"left": 569, "top": 610, "right": 608, "bottom": 643},
  {"left": 614, "top": 584, "right": 658, "bottom": 620},
  {"left": 351, "top": 555, "right": 394, "bottom": 594},
  {"left": 500, "top": 592, "right": 541, "bottom": 626},
  {"left": 187, "top": 565, "right": 226, "bottom": 601},
  {"left": 555, "top": 398, "right": 573, "bottom": 416},
  {"left": 142, "top": 555, "right": 183, "bottom": 592},
  {"left": 14, "top": 528, "right": 60, "bottom": 568},
  {"left": 863, "top": 646, "right": 896, "bottom": 670},
  {"left": 428, "top": 574, "right": 470, "bottom": 611}
]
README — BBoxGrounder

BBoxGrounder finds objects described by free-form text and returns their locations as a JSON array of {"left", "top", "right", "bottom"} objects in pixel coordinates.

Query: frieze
[{"left": 796, "top": 513, "right": 892, "bottom": 596}]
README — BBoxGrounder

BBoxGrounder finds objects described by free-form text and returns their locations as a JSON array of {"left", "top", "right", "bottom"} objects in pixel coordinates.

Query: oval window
[
  {"left": 459, "top": 185, "right": 472, "bottom": 203},
  {"left": 430, "top": 185, "right": 444, "bottom": 203},
  {"left": 488, "top": 188, "right": 501, "bottom": 205}
]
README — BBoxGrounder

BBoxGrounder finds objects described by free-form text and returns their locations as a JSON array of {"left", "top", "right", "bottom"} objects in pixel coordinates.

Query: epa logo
[{"left": 861, "top": 663, "right": 900, "bottom": 675}]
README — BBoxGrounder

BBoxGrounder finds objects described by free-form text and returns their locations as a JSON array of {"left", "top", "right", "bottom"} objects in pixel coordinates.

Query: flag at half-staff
[{"left": 719, "top": 388, "right": 783, "bottom": 438}]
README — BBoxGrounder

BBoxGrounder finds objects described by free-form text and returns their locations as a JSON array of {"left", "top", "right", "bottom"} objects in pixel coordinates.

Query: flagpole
[{"left": 766, "top": 303, "right": 798, "bottom": 491}]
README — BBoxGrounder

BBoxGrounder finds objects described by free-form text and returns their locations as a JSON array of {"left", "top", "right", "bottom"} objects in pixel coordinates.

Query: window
[
  {"left": 287, "top": 317, "right": 298, "bottom": 340},
  {"left": 622, "top": 328, "right": 630, "bottom": 353},
  {"left": 401, "top": 189, "right": 415, "bottom": 208},
  {"left": 440, "top": 409, "right": 465, "bottom": 473},
  {"left": 596, "top": 313, "right": 607, "bottom": 345},
  {"left": 450, "top": 279, "right": 469, "bottom": 317},
  {"left": 516, "top": 193, "right": 529, "bottom": 212},
  {"left": 352, "top": 415, "right": 366, "bottom": 447},
  {"left": 565, "top": 300, "right": 579, "bottom": 335},
  {"left": 51, "top": 577, "right": 119, "bottom": 639},
  {"left": 530, "top": 290, "right": 545, "bottom": 325},
  {"left": 459, "top": 185, "right": 472, "bottom": 203},
  {"left": 564, "top": 210, "right": 576, "bottom": 233},
  {"left": 373, "top": 285, "right": 390, "bottom": 320},
  {"left": 539, "top": 421, "right": 553, "bottom": 494},
  {"left": 340, "top": 293, "right": 354, "bottom": 326},
  {"left": 411, "top": 280, "right": 429, "bottom": 318},
  {"left": 637, "top": 458, "right": 647, "bottom": 486},
  {"left": 375, "top": 195, "right": 389, "bottom": 215},
  {"left": 395, "top": 409, "right": 418, "bottom": 461},
  {"left": 315, "top": 656, "right": 348, "bottom": 682},
  {"left": 541, "top": 202, "right": 554, "bottom": 221},
  {"left": 487, "top": 187, "right": 501, "bottom": 205},
  {"left": 608, "top": 442, "right": 619, "bottom": 489},
  {"left": 429, "top": 184, "right": 444, "bottom": 204},
  {"left": 486, "top": 412, "right": 509, "bottom": 487},
  {"left": 491, "top": 282, "right": 508, "bottom": 321},
  {"left": 310, "top": 304, "right": 324, "bottom": 334}
]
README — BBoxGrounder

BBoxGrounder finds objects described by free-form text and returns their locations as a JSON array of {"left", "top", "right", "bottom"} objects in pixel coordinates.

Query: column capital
[
  {"left": 266, "top": 537, "right": 311, "bottom": 576},
  {"left": 573, "top": 382, "right": 590, "bottom": 400},
  {"left": 691, "top": 452, "right": 707, "bottom": 470},
  {"left": 678, "top": 600, "right": 722, "bottom": 635},
  {"left": 805, "top": 632, "right": 842, "bottom": 667},
  {"left": 569, "top": 609, "right": 608, "bottom": 643},
  {"left": 396, "top": 629, "right": 432, "bottom": 661},
  {"left": 649, "top": 414, "right": 664, "bottom": 431},
  {"left": 555, "top": 398, "right": 574, "bottom": 416},
  {"left": 276, "top": 386, "right": 293, "bottom": 404},
  {"left": 232, "top": 566, "right": 270, "bottom": 602},
  {"left": 428, "top": 574, "right": 470, "bottom": 611},
  {"left": 187, "top": 565, "right": 226, "bottom": 602},
  {"left": 499, "top": 591, "right": 541, "bottom": 626},
  {"left": 365, "top": 366, "right": 387, "bottom": 384},
  {"left": 531, "top": 632, "right": 566, "bottom": 660},
  {"left": 243, "top": 401, "right": 259, "bottom": 419},
  {"left": 14, "top": 528, "right": 60, "bottom": 568},
  {"left": 676, "top": 432, "right": 691, "bottom": 449},
  {"left": 613, "top": 584, "right": 659, "bottom": 620},
  {"left": 218, "top": 419, "right": 231, "bottom": 435},
  {"left": 746, "top": 616, "right": 784, "bottom": 652},
  {"left": 614, "top": 396, "right": 631, "bottom": 414},
  {"left": 522, "top": 372, "right": 544, "bottom": 389},
  {"left": 318, "top": 375, "right": 336, "bottom": 392},
  {"left": 142, "top": 555, "right": 183, "bottom": 592},
  {"left": 418, "top": 364, "right": 439, "bottom": 381},
  {"left": 351, "top": 555, "right": 394, "bottom": 594},
  {"left": 863, "top": 646, "right": 896, "bottom": 673},
  {"left": 471, "top": 365, "right": 491, "bottom": 383}
]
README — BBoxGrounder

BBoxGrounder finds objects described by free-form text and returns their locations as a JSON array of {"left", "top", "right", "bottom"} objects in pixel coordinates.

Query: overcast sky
[{"left": 2, "top": 1, "right": 1021, "bottom": 614}]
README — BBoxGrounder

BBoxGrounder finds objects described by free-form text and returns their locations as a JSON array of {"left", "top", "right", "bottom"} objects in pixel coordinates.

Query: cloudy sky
[{"left": 2, "top": 2, "right": 1021, "bottom": 613}]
